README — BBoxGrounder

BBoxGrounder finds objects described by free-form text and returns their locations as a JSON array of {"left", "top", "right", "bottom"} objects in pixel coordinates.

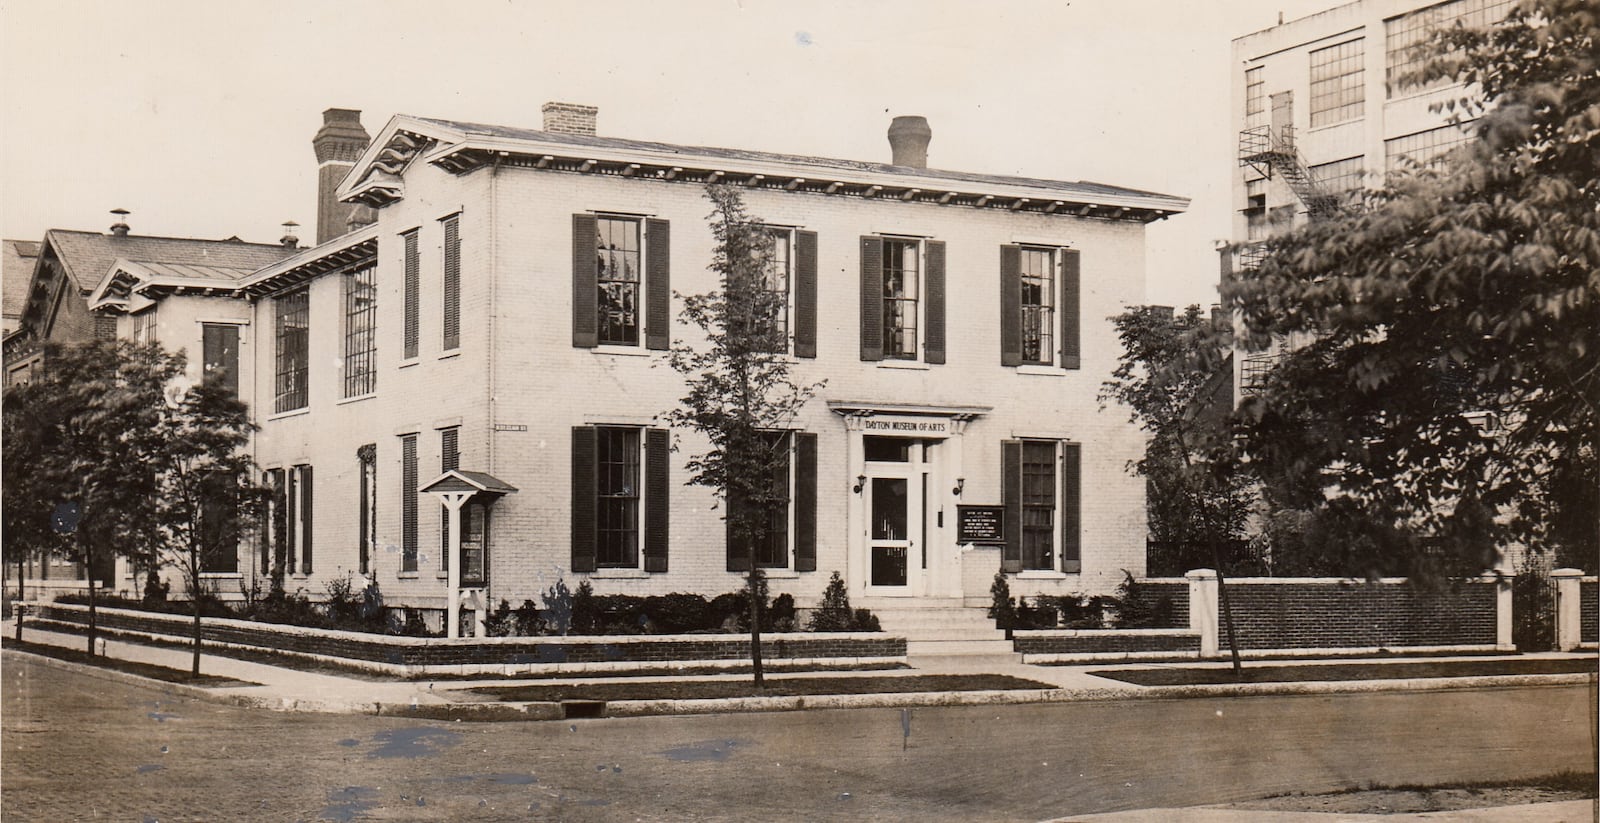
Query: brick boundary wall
[
  {"left": 1582, "top": 580, "right": 1597, "bottom": 645},
  {"left": 1224, "top": 579, "right": 1496, "bottom": 650},
  {"left": 1013, "top": 629, "right": 1200, "bottom": 656},
  {"left": 1126, "top": 579, "right": 1189, "bottom": 628},
  {"left": 27, "top": 604, "right": 905, "bottom": 676}
]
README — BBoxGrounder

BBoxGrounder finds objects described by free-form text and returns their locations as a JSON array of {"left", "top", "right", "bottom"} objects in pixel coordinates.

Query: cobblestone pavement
[{"left": 4, "top": 654, "right": 1594, "bottom": 822}]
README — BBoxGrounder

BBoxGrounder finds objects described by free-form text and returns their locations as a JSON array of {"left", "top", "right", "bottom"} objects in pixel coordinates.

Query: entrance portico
[{"left": 831, "top": 401, "right": 988, "bottom": 601}]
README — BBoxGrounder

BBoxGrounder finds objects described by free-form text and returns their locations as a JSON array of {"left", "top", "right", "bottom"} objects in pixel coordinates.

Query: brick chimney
[
  {"left": 887, "top": 116, "right": 932, "bottom": 168},
  {"left": 542, "top": 102, "right": 598, "bottom": 136},
  {"left": 312, "top": 108, "right": 374, "bottom": 244}
]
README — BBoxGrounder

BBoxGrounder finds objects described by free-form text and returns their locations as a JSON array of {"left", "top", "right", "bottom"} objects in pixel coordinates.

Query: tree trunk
[
  {"left": 84, "top": 537, "right": 98, "bottom": 657},
  {"left": 191, "top": 555, "right": 203, "bottom": 677},
  {"left": 748, "top": 557, "right": 765, "bottom": 689},
  {"left": 1211, "top": 540, "right": 1243, "bottom": 676}
]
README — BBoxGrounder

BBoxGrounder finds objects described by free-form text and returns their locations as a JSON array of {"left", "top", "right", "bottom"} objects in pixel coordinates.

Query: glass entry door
[{"left": 865, "top": 459, "right": 924, "bottom": 595}]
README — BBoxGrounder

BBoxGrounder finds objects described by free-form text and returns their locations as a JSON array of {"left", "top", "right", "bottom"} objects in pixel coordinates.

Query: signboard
[
  {"left": 861, "top": 415, "right": 950, "bottom": 436},
  {"left": 956, "top": 505, "right": 1005, "bottom": 544}
]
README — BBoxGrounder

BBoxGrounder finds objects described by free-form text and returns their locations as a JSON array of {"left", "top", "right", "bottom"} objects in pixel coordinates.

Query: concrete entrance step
[{"left": 873, "top": 611, "right": 999, "bottom": 630}]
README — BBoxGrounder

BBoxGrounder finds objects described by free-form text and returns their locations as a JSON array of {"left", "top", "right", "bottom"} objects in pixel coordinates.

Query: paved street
[{"left": 4, "top": 654, "right": 1594, "bottom": 822}]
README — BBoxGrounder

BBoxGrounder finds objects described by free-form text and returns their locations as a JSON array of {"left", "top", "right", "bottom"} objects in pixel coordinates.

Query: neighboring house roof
[
  {"left": 89, "top": 259, "right": 264, "bottom": 312},
  {"left": 2, "top": 239, "right": 40, "bottom": 320},
  {"left": 44, "top": 229, "right": 294, "bottom": 293},
  {"left": 343, "top": 114, "right": 1190, "bottom": 220}
]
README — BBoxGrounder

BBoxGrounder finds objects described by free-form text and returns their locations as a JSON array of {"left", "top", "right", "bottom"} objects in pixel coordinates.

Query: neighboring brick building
[{"left": 216, "top": 103, "right": 1186, "bottom": 629}]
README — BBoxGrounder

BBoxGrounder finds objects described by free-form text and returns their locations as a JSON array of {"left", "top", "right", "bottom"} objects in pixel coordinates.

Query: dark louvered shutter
[
  {"left": 284, "top": 466, "right": 299, "bottom": 575},
  {"left": 299, "top": 465, "right": 314, "bottom": 575},
  {"left": 570, "top": 426, "right": 597, "bottom": 572},
  {"left": 403, "top": 229, "right": 419, "bottom": 359},
  {"left": 440, "top": 427, "right": 459, "bottom": 572},
  {"left": 1060, "top": 249, "right": 1081, "bottom": 370},
  {"left": 1061, "top": 443, "right": 1082, "bottom": 573},
  {"left": 725, "top": 486, "right": 750, "bottom": 573},
  {"left": 401, "top": 435, "right": 418, "bottom": 572},
  {"left": 794, "top": 230, "right": 818, "bottom": 358},
  {"left": 442, "top": 215, "right": 461, "bottom": 350},
  {"left": 1001, "top": 441, "right": 1023, "bottom": 573},
  {"left": 572, "top": 214, "right": 598, "bottom": 348},
  {"left": 924, "top": 240, "right": 946, "bottom": 364},
  {"left": 645, "top": 218, "right": 671, "bottom": 351},
  {"left": 643, "top": 428, "right": 670, "bottom": 572},
  {"left": 794, "top": 432, "right": 818, "bottom": 572},
  {"left": 1000, "top": 245, "right": 1023, "bottom": 366},
  {"left": 859, "top": 236, "right": 884, "bottom": 361}
]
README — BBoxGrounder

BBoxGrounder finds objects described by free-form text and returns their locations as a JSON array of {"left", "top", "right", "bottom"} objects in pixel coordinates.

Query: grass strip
[
  {"left": 473, "top": 673, "right": 1054, "bottom": 702},
  {"left": 2, "top": 638, "right": 259, "bottom": 688},
  {"left": 1091, "top": 657, "right": 1598, "bottom": 686}
]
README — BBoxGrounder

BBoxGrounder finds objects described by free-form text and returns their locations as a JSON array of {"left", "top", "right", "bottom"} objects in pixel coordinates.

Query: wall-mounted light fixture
[
  {"left": 952, "top": 477, "right": 965, "bottom": 497},
  {"left": 853, "top": 474, "right": 867, "bottom": 494}
]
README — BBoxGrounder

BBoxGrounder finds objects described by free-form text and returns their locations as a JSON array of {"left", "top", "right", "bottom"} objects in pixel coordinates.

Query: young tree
[
  {"left": 1102, "top": 305, "right": 1251, "bottom": 671},
  {"left": 148, "top": 377, "right": 261, "bottom": 676},
  {"left": 1224, "top": 0, "right": 1599, "bottom": 575},
  {"left": 2, "top": 341, "right": 172, "bottom": 654},
  {"left": 666, "top": 184, "right": 824, "bottom": 687}
]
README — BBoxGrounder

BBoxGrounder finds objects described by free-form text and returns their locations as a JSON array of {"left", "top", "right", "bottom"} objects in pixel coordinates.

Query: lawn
[
  {"left": 2, "top": 638, "right": 258, "bottom": 688},
  {"left": 472, "top": 673, "right": 1054, "bottom": 703},
  {"left": 1091, "top": 657, "right": 1598, "bottom": 686}
]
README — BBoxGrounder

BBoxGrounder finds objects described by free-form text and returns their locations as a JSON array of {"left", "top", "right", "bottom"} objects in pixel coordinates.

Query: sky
[{"left": 0, "top": 0, "right": 1335, "bottom": 309}]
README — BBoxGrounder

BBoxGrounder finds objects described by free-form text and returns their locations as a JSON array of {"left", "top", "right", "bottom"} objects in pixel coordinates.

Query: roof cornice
[{"left": 238, "top": 225, "right": 379, "bottom": 297}]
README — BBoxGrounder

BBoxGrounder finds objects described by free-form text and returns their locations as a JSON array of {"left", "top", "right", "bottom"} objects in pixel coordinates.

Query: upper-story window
[
  {"left": 202, "top": 323, "right": 240, "bottom": 398},
  {"left": 1309, "top": 38, "right": 1365, "bottom": 128},
  {"left": 859, "top": 235, "right": 946, "bottom": 364},
  {"left": 1385, "top": 123, "right": 1476, "bottom": 173},
  {"left": 1244, "top": 66, "right": 1266, "bottom": 123},
  {"left": 273, "top": 288, "right": 309, "bottom": 413},
  {"left": 1001, "top": 244, "right": 1080, "bottom": 369},
  {"left": 761, "top": 227, "right": 793, "bottom": 349},
  {"left": 1385, "top": 0, "right": 1514, "bottom": 98},
  {"left": 441, "top": 214, "right": 461, "bottom": 351},
  {"left": 343, "top": 265, "right": 377, "bottom": 398},
  {"left": 1310, "top": 156, "right": 1366, "bottom": 206},
  {"left": 572, "top": 213, "right": 671, "bottom": 351}
]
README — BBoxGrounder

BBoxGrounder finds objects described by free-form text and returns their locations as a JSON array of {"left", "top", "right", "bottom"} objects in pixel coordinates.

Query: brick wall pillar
[
  {"left": 1186, "top": 568, "right": 1219, "bottom": 657},
  {"left": 1551, "top": 568, "right": 1586, "bottom": 652},
  {"left": 1492, "top": 571, "right": 1515, "bottom": 651}
]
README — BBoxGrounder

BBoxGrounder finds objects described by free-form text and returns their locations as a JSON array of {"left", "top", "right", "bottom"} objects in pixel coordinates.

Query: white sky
[{"left": 1, "top": 0, "right": 1334, "bottom": 308}]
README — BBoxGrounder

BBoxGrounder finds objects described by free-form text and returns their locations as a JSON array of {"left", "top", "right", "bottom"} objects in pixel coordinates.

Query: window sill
[
  {"left": 397, "top": 572, "right": 421, "bottom": 580},
  {"left": 337, "top": 393, "right": 376, "bottom": 406},
  {"left": 266, "top": 408, "right": 310, "bottom": 422},
  {"left": 877, "top": 360, "right": 929, "bottom": 371},
  {"left": 199, "top": 572, "right": 242, "bottom": 580},
  {"left": 591, "top": 568, "right": 650, "bottom": 579},
  {"left": 593, "top": 345, "right": 653, "bottom": 358},
  {"left": 761, "top": 569, "right": 800, "bottom": 579},
  {"left": 436, "top": 571, "right": 451, "bottom": 579},
  {"left": 1016, "top": 364, "right": 1067, "bottom": 377},
  {"left": 1017, "top": 570, "right": 1070, "bottom": 580},
  {"left": 1307, "top": 117, "right": 1363, "bottom": 134},
  {"left": 437, "top": 350, "right": 461, "bottom": 361},
  {"left": 398, "top": 358, "right": 420, "bottom": 369}
]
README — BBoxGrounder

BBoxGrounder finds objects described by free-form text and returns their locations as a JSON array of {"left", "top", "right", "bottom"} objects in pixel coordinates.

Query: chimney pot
[
  {"left": 109, "top": 208, "right": 131, "bottom": 237},
  {"left": 888, "top": 116, "right": 932, "bottom": 169},
  {"left": 542, "top": 102, "right": 598, "bottom": 136},
  {"left": 280, "top": 220, "right": 301, "bottom": 249}
]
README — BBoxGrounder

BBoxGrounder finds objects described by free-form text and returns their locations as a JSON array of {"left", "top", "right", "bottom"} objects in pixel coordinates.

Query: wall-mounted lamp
[
  {"left": 853, "top": 474, "right": 867, "bottom": 494},
  {"left": 952, "top": 477, "right": 965, "bottom": 496}
]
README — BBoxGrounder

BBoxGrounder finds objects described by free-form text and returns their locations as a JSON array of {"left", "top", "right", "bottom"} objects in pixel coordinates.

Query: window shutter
[
  {"left": 643, "top": 428, "right": 670, "bottom": 572},
  {"left": 924, "top": 240, "right": 946, "bottom": 364},
  {"left": 794, "top": 230, "right": 818, "bottom": 358},
  {"left": 859, "top": 236, "right": 884, "bottom": 361},
  {"left": 442, "top": 215, "right": 461, "bottom": 350},
  {"left": 645, "top": 218, "right": 671, "bottom": 351},
  {"left": 440, "top": 428, "right": 459, "bottom": 572},
  {"left": 401, "top": 435, "right": 418, "bottom": 573},
  {"left": 403, "top": 230, "right": 420, "bottom": 359},
  {"left": 1061, "top": 443, "right": 1081, "bottom": 573},
  {"left": 1001, "top": 441, "right": 1023, "bottom": 574},
  {"left": 794, "top": 432, "right": 818, "bottom": 572},
  {"left": 284, "top": 467, "right": 299, "bottom": 575},
  {"left": 570, "top": 426, "right": 597, "bottom": 572},
  {"left": 725, "top": 486, "right": 751, "bottom": 572},
  {"left": 572, "top": 214, "right": 598, "bottom": 348},
  {"left": 264, "top": 469, "right": 282, "bottom": 575},
  {"left": 1000, "top": 245, "right": 1022, "bottom": 366},
  {"left": 1060, "top": 249, "right": 1081, "bottom": 370},
  {"left": 299, "top": 465, "right": 314, "bottom": 575}
]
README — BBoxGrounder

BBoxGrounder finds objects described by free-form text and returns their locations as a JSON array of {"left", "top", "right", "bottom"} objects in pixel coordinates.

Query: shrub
[
  {"left": 1110, "top": 571, "right": 1175, "bottom": 629},
  {"left": 642, "top": 593, "right": 712, "bottom": 633},
  {"left": 570, "top": 581, "right": 599, "bottom": 635},
  {"left": 769, "top": 593, "right": 797, "bottom": 632},
  {"left": 541, "top": 579, "right": 574, "bottom": 635},
  {"left": 806, "top": 571, "right": 879, "bottom": 632},
  {"left": 988, "top": 572, "right": 1018, "bottom": 630},
  {"left": 142, "top": 569, "right": 169, "bottom": 604}
]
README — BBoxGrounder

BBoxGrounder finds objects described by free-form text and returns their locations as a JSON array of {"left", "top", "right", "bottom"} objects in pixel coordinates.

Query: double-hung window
[
  {"left": 761, "top": 227, "right": 793, "bottom": 351},
  {"left": 571, "top": 425, "right": 670, "bottom": 572},
  {"left": 596, "top": 217, "right": 642, "bottom": 346},
  {"left": 343, "top": 265, "right": 377, "bottom": 397},
  {"left": 267, "top": 464, "right": 314, "bottom": 575},
  {"left": 1019, "top": 248, "right": 1057, "bottom": 365},
  {"left": 573, "top": 213, "right": 672, "bottom": 351},
  {"left": 274, "top": 288, "right": 309, "bottom": 413},
  {"left": 1001, "top": 244, "right": 1080, "bottom": 369},
  {"left": 1002, "top": 440, "right": 1081, "bottom": 574},
  {"left": 595, "top": 426, "right": 641, "bottom": 568},
  {"left": 860, "top": 235, "right": 945, "bottom": 363}
]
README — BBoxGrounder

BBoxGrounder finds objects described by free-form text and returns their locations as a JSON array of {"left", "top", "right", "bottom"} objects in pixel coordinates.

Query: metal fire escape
[{"left": 1238, "top": 124, "right": 1341, "bottom": 219}]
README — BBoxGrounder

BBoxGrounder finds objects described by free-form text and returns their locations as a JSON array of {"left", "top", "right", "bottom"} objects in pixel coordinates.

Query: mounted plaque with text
[{"left": 956, "top": 505, "right": 1005, "bottom": 544}]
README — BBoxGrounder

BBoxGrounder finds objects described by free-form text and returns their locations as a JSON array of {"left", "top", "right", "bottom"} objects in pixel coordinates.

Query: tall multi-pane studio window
[
  {"left": 596, "top": 217, "right": 642, "bottom": 346},
  {"left": 1309, "top": 38, "right": 1365, "bottom": 127},
  {"left": 274, "top": 288, "right": 309, "bottom": 413},
  {"left": 1310, "top": 156, "right": 1366, "bottom": 205},
  {"left": 1385, "top": 124, "right": 1476, "bottom": 173},
  {"left": 344, "top": 265, "right": 376, "bottom": 398},
  {"left": 1385, "top": 0, "right": 1515, "bottom": 97}
]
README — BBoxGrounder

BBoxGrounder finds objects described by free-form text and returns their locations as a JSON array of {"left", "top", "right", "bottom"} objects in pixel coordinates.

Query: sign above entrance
[
  {"left": 861, "top": 415, "right": 951, "bottom": 437},
  {"left": 957, "top": 505, "right": 1006, "bottom": 544}
]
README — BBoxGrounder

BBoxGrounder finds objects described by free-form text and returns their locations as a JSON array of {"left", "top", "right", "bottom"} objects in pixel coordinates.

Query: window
[
  {"left": 1244, "top": 178, "right": 1270, "bottom": 242},
  {"left": 595, "top": 426, "right": 641, "bottom": 568},
  {"left": 343, "top": 265, "right": 376, "bottom": 397},
  {"left": 439, "top": 426, "right": 459, "bottom": 572},
  {"left": 571, "top": 426, "right": 672, "bottom": 573},
  {"left": 202, "top": 323, "right": 240, "bottom": 398},
  {"left": 1386, "top": 0, "right": 1514, "bottom": 97},
  {"left": 441, "top": 214, "right": 461, "bottom": 351},
  {"left": 1002, "top": 440, "right": 1081, "bottom": 574},
  {"left": 729, "top": 432, "right": 793, "bottom": 569},
  {"left": 400, "top": 434, "right": 418, "bottom": 573},
  {"left": 762, "top": 227, "right": 793, "bottom": 349},
  {"left": 881, "top": 238, "right": 920, "bottom": 360},
  {"left": 1309, "top": 156, "right": 1366, "bottom": 204},
  {"left": 132, "top": 310, "right": 158, "bottom": 345},
  {"left": 265, "top": 468, "right": 286, "bottom": 575},
  {"left": 1309, "top": 39, "right": 1365, "bottom": 128},
  {"left": 357, "top": 444, "right": 376, "bottom": 575},
  {"left": 273, "top": 288, "right": 309, "bottom": 413},
  {"left": 1001, "top": 245, "right": 1080, "bottom": 369},
  {"left": 402, "top": 229, "right": 419, "bottom": 359},
  {"left": 595, "top": 216, "right": 642, "bottom": 346},
  {"left": 1385, "top": 123, "right": 1475, "bottom": 173},
  {"left": 273, "top": 464, "right": 314, "bottom": 574},
  {"left": 1244, "top": 66, "right": 1265, "bottom": 121},
  {"left": 199, "top": 471, "right": 239, "bottom": 573}
]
